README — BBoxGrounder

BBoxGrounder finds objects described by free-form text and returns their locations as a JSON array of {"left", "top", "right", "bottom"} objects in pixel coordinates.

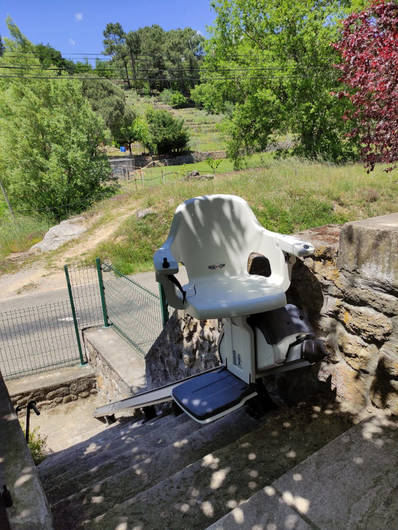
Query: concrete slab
[
  {"left": 84, "top": 326, "right": 146, "bottom": 393},
  {"left": 6, "top": 364, "right": 94, "bottom": 397},
  {"left": 273, "top": 414, "right": 398, "bottom": 530},
  {"left": 338, "top": 213, "right": 398, "bottom": 287},
  {"left": 209, "top": 414, "right": 398, "bottom": 530},
  {"left": 208, "top": 485, "right": 312, "bottom": 530},
  {"left": 19, "top": 394, "right": 108, "bottom": 454}
]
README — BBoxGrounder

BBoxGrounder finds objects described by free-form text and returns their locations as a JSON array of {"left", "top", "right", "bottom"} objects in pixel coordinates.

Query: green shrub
[
  {"left": 27, "top": 427, "right": 48, "bottom": 465},
  {"left": 159, "top": 89, "right": 188, "bottom": 108},
  {"left": 143, "top": 109, "right": 190, "bottom": 155}
]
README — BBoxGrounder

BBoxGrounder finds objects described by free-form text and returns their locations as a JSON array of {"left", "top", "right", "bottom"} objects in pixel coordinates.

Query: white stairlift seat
[{"left": 154, "top": 194, "right": 314, "bottom": 320}]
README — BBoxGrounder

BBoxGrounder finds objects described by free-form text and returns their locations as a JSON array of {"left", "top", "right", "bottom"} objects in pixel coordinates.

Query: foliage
[
  {"left": 333, "top": 0, "right": 398, "bottom": 171},
  {"left": 103, "top": 22, "right": 132, "bottom": 88},
  {"left": 0, "top": 20, "right": 114, "bottom": 222},
  {"left": 206, "top": 157, "right": 223, "bottom": 173},
  {"left": 143, "top": 108, "right": 190, "bottom": 154},
  {"left": 34, "top": 43, "right": 75, "bottom": 73},
  {"left": 114, "top": 106, "right": 138, "bottom": 155},
  {"left": 198, "top": 0, "right": 366, "bottom": 164},
  {"left": 102, "top": 23, "right": 204, "bottom": 94},
  {"left": 82, "top": 77, "right": 126, "bottom": 138},
  {"left": 159, "top": 89, "right": 188, "bottom": 108},
  {"left": 27, "top": 427, "right": 48, "bottom": 465}
]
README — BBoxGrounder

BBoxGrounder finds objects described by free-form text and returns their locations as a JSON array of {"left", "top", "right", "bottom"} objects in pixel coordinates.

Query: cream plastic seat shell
[{"left": 154, "top": 194, "right": 314, "bottom": 319}]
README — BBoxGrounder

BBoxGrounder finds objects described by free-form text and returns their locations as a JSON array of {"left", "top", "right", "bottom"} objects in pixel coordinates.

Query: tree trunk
[
  {"left": 0, "top": 178, "right": 15, "bottom": 219},
  {"left": 122, "top": 58, "right": 131, "bottom": 89},
  {"left": 129, "top": 50, "right": 137, "bottom": 84}
]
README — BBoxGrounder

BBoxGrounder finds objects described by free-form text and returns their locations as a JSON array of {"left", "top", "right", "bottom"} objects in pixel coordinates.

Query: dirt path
[{"left": 0, "top": 209, "right": 133, "bottom": 302}]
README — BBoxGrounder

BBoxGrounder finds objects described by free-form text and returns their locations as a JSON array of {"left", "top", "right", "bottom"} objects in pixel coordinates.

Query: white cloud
[
  {"left": 68, "top": 38, "right": 76, "bottom": 46},
  {"left": 75, "top": 12, "right": 83, "bottom": 22}
]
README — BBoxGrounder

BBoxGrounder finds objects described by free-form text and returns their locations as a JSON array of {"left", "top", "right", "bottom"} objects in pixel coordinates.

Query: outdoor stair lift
[
  {"left": 153, "top": 194, "right": 325, "bottom": 423},
  {"left": 94, "top": 194, "right": 325, "bottom": 425}
]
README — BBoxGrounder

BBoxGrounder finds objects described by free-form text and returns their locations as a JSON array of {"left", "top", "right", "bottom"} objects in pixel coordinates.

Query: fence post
[
  {"left": 64, "top": 265, "right": 86, "bottom": 365},
  {"left": 96, "top": 257, "right": 109, "bottom": 327},
  {"left": 159, "top": 284, "right": 169, "bottom": 328}
]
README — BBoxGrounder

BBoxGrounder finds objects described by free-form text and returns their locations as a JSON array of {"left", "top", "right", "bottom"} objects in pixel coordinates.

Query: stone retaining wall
[
  {"left": 11, "top": 373, "right": 97, "bottom": 412},
  {"left": 146, "top": 312, "right": 221, "bottom": 389},
  {"left": 108, "top": 150, "right": 226, "bottom": 171},
  {"left": 84, "top": 336, "right": 132, "bottom": 403}
]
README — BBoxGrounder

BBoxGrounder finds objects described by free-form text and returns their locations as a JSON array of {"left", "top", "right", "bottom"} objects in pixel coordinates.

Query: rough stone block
[
  {"left": 337, "top": 273, "right": 398, "bottom": 315},
  {"left": 319, "top": 360, "right": 368, "bottom": 412},
  {"left": 336, "top": 326, "right": 379, "bottom": 373},
  {"left": 337, "top": 301, "right": 392, "bottom": 342},
  {"left": 79, "top": 391, "right": 90, "bottom": 398},
  {"left": 46, "top": 386, "right": 70, "bottom": 400},
  {"left": 70, "top": 379, "right": 91, "bottom": 393},
  {"left": 338, "top": 213, "right": 398, "bottom": 287}
]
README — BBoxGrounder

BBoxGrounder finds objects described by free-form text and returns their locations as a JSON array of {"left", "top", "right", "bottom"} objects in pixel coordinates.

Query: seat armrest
[
  {"left": 273, "top": 233, "right": 314, "bottom": 257},
  {"left": 154, "top": 248, "right": 179, "bottom": 275},
  {"left": 261, "top": 230, "right": 314, "bottom": 257}
]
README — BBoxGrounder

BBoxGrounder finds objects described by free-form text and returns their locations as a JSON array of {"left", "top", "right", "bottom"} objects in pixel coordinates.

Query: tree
[
  {"left": 0, "top": 21, "right": 113, "bottom": 221},
  {"left": 125, "top": 31, "right": 140, "bottom": 84},
  {"left": 0, "top": 36, "right": 4, "bottom": 57},
  {"left": 198, "top": 0, "right": 365, "bottom": 164},
  {"left": 82, "top": 77, "right": 126, "bottom": 138},
  {"left": 34, "top": 43, "right": 75, "bottom": 74},
  {"left": 103, "top": 22, "right": 131, "bottom": 88},
  {"left": 143, "top": 109, "right": 189, "bottom": 155},
  {"left": 333, "top": 0, "right": 398, "bottom": 171},
  {"left": 114, "top": 107, "right": 138, "bottom": 155}
]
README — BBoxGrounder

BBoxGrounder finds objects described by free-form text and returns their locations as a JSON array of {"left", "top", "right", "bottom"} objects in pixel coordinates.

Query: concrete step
[
  {"left": 207, "top": 414, "right": 398, "bottom": 530},
  {"left": 46, "top": 412, "right": 199, "bottom": 503},
  {"left": 39, "top": 412, "right": 179, "bottom": 480},
  {"left": 51, "top": 408, "right": 260, "bottom": 529},
  {"left": 78, "top": 402, "right": 352, "bottom": 530}
]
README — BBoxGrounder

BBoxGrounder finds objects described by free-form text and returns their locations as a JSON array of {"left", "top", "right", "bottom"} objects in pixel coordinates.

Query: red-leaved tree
[{"left": 333, "top": 1, "right": 398, "bottom": 170}]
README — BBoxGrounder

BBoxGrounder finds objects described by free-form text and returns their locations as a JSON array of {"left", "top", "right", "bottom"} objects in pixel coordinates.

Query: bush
[
  {"left": 159, "top": 89, "right": 188, "bottom": 108},
  {"left": 28, "top": 427, "right": 48, "bottom": 465},
  {"left": 143, "top": 109, "right": 190, "bottom": 155}
]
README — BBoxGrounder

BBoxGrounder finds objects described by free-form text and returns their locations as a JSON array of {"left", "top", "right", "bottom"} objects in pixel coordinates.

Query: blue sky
[{"left": 0, "top": 1, "right": 216, "bottom": 61}]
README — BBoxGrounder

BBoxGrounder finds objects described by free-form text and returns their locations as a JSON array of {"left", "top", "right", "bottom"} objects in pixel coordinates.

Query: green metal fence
[
  {"left": 0, "top": 300, "right": 82, "bottom": 379},
  {"left": 0, "top": 260, "right": 168, "bottom": 379},
  {"left": 96, "top": 259, "right": 168, "bottom": 356}
]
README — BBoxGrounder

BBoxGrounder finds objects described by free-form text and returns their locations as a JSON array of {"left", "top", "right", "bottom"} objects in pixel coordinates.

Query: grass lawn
[
  {"left": 0, "top": 211, "right": 50, "bottom": 267},
  {"left": 84, "top": 156, "right": 398, "bottom": 274}
]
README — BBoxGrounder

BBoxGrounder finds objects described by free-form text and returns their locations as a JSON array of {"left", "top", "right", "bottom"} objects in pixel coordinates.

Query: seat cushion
[{"left": 184, "top": 274, "right": 286, "bottom": 319}]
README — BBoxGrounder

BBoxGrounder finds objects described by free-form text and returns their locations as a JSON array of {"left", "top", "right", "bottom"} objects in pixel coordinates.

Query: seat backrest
[{"left": 166, "top": 195, "right": 281, "bottom": 281}]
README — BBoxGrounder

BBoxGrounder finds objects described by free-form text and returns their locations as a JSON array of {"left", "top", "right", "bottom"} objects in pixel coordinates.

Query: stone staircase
[{"left": 38, "top": 396, "right": 352, "bottom": 530}]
